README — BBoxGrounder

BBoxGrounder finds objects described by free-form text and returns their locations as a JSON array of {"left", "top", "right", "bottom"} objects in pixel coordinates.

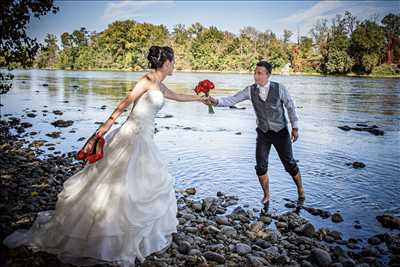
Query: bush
[
  {"left": 372, "top": 64, "right": 400, "bottom": 76},
  {"left": 325, "top": 49, "right": 353, "bottom": 74},
  {"left": 302, "top": 66, "right": 319, "bottom": 73},
  {"left": 361, "top": 53, "right": 380, "bottom": 73}
]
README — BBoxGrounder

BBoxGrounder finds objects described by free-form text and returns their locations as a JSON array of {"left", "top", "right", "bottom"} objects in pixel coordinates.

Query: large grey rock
[
  {"left": 185, "top": 226, "right": 198, "bottom": 233},
  {"left": 332, "top": 213, "right": 344, "bottom": 223},
  {"left": 298, "top": 223, "right": 316, "bottom": 237},
  {"left": 221, "top": 225, "right": 237, "bottom": 238},
  {"left": 254, "top": 239, "right": 270, "bottom": 249},
  {"left": 310, "top": 248, "right": 332, "bottom": 267},
  {"left": 205, "top": 225, "right": 221, "bottom": 234},
  {"left": 235, "top": 243, "right": 252, "bottom": 255},
  {"left": 206, "top": 243, "right": 225, "bottom": 251},
  {"left": 216, "top": 216, "right": 230, "bottom": 225},
  {"left": 202, "top": 197, "right": 220, "bottom": 215},
  {"left": 376, "top": 214, "right": 400, "bottom": 229},
  {"left": 263, "top": 246, "right": 281, "bottom": 259},
  {"left": 250, "top": 221, "right": 264, "bottom": 233},
  {"left": 203, "top": 251, "right": 225, "bottom": 264},
  {"left": 246, "top": 254, "right": 270, "bottom": 266},
  {"left": 177, "top": 241, "right": 191, "bottom": 254},
  {"left": 191, "top": 203, "right": 202, "bottom": 212}
]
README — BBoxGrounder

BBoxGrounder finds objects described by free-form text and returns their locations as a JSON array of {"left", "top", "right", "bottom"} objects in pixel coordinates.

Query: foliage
[{"left": 0, "top": 0, "right": 59, "bottom": 93}]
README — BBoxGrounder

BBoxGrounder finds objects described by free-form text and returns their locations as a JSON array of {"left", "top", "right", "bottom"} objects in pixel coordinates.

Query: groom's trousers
[{"left": 255, "top": 127, "right": 299, "bottom": 177}]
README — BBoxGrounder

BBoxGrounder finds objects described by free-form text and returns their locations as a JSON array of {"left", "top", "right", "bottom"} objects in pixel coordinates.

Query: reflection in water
[{"left": 1, "top": 69, "right": 400, "bottom": 241}]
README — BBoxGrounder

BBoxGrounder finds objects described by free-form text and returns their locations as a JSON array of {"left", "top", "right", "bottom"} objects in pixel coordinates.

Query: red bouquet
[{"left": 194, "top": 79, "right": 215, "bottom": 114}]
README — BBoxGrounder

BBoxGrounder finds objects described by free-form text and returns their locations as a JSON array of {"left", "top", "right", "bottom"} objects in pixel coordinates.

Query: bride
[{"left": 3, "top": 46, "right": 208, "bottom": 266}]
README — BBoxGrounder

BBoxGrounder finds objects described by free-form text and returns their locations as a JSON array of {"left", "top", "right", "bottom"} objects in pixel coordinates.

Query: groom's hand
[
  {"left": 291, "top": 128, "right": 299, "bottom": 143},
  {"left": 200, "top": 96, "right": 210, "bottom": 105},
  {"left": 200, "top": 96, "right": 215, "bottom": 106},
  {"left": 207, "top": 96, "right": 218, "bottom": 106}
]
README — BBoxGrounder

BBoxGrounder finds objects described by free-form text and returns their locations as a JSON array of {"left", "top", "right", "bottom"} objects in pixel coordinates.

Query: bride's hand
[
  {"left": 82, "top": 134, "right": 97, "bottom": 153},
  {"left": 95, "top": 126, "right": 108, "bottom": 138},
  {"left": 81, "top": 125, "right": 107, "bottom": 154},
  {"left": 95, "top": 118, "right": 114, "bottom": 138}
]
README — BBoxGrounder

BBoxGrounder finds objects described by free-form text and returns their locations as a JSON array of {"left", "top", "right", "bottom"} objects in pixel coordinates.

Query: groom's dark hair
[{"left": 256, "top": 61, "right": 272, "bottom": 74}]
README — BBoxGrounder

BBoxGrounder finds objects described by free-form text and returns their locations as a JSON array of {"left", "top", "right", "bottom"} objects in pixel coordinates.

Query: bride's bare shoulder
[
  {"left": 133, "top": 75, "right": 153, "bottom": 90},
  {"left": 136, "top": 74, "right": 158, "bottom": 89}
]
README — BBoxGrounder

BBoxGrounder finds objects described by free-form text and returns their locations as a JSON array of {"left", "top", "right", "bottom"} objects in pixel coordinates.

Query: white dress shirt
[
  {"left": 258, "top": 80, "right": 270, "bottom": 101},
  {"left": 216, "top": 81, "right": 299, "bottom": 129}
]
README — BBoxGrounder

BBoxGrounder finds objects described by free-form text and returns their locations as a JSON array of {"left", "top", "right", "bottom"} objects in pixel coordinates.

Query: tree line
[{"left": 4, "top": 11, "right": 400, "bottom": 76}]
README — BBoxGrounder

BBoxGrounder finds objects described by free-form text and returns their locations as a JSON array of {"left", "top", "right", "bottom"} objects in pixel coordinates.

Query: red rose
[
  {"left": 194, "top": 85, "right": 206, "bottom": 94},
  {"left": 195, "top": 80, "right": 215, "bottom": 95},
  {"left": 194, "top": 80, "right": 216, "bottom": 114},
  {"left": 203, "top": 80, "right": 215, "bottom": 90}
]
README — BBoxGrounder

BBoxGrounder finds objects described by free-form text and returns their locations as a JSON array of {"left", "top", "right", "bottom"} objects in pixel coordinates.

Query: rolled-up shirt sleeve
[
  {"left": 280, "top": 84, "right": 299, "bottom": 129},
  {"left": 216, "top": 86, "right": 250, "bottom": 107}
]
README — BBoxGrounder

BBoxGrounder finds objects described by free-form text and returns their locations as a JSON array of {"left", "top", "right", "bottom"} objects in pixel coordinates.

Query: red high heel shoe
[
  {"left": 87, "top": 134, "right": 105, "bottom": 164},
  {"left": 75, "top": 149, "right": 87, "bottom": 161},
  {"left": 75, "top": 134, "right": 96, "bottom": 161}
]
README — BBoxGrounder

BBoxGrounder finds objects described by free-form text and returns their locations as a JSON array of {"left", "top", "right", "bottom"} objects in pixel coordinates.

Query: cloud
[
  {"left": 101, "top": 0, "right": 174, "bottom": 23},
  {"left": 279, "top": 1, "right": 345, "bottom": 25},
  {"left": 279, "top": 1, "right": 400, "bottom": 36}
]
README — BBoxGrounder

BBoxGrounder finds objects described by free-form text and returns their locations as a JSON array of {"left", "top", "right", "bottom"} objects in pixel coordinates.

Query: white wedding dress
[{"left": 3, "top": 87, "right": 179, "bottom": 266}]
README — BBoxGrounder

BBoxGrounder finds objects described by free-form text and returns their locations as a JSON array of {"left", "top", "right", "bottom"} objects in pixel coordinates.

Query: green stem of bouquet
[{"left": 205, "top": 92, "right": 215, "bottom": 114}]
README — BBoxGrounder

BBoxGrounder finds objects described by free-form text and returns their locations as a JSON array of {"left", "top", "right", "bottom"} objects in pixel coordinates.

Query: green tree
[
  {"left": 323, "top": 34, "right": 353, "bottom": 74},
  {"left": 283, "top": 29, "right": 293, "bottom": 44},
  {"left": 325, "top": 49, "right": 353, "bottom": 73},
  {"left": 59, "top": 32, "right": 76, "bottom": 69},
  {"left": 191, "top": 26, "right": 224, "bottom": 70},
  {"left": 171, "top": 24, "right": 191, "bottom": 70},
  {"left": 331, "top": 11, "right": 358, "bottom": 37},
  {"left": 300, "top": 36, "right": 313, "bottom": 55},
  {"left": 60, "top": 27, "right": 89, "bottom": 70},
  {"left": 350, "top": 20, "right": 386, "bottom": 73},
  {"left": 362, "top": 53, "right": 380, "bottom": 72},
  {"left": 0, "top": 0, "right": 58, "bottom": 93},
  {"left": 310, "top": 18, "right": 329, "bottom": 53},
  {"left": 35, "top": 33, "right": 59, "bottom": 68}
]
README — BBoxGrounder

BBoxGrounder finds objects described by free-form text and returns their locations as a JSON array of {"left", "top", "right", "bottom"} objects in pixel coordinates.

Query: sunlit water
[{"left": 1, "top": 69, "right": 399, "bottom": 242}]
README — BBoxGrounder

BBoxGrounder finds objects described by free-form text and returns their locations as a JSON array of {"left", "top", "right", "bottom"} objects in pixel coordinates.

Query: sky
[{"left": 26, "top": 0, "right": 399, "bottom": 44}]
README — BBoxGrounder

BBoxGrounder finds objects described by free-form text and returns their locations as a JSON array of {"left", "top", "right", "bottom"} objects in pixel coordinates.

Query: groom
[{"left": 207, "top": 61, "right": 305, "bottom": 207}]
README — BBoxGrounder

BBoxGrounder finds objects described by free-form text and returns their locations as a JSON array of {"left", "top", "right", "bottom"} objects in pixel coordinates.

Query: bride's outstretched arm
[
  {"left": 95, "top": 79, "right": 150, "bottom": 137},
  {"left": 162, "top": 84, "right": 206, "bottom": 103}
]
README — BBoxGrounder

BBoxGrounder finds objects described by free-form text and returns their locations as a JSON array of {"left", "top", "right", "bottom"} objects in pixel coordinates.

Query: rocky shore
[{"left": 0, "top": 118, "right": 399, "bottom": 267}]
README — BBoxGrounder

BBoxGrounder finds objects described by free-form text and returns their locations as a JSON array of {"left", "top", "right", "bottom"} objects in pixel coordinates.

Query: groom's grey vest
[{"left": 250, "top": 81, "right": 287, "bottom": 132}]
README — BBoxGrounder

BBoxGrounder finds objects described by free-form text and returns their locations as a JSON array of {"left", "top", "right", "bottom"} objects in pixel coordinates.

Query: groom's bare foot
[
  {"left": 261, "top": 196, "right": 269, "bottom": 205},
  {"left": 262, "top": 198, "right": 270, "bottom": 213}
]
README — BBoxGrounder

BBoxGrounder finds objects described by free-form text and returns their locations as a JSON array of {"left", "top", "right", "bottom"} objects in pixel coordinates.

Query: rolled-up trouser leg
[
  {"left": 273, "top": 128, "right": 299, "bottom": 177},
  {"left": 255, "top": 128, "right": 272, "bottom": 176}
]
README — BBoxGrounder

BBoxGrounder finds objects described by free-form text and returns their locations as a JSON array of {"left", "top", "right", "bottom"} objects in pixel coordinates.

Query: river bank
[
  {"left": 2, "top": 67, "right": 399, "bottom": 79},
  {"left": 1, "top": 117, "right": 399, "bottom": 266}
]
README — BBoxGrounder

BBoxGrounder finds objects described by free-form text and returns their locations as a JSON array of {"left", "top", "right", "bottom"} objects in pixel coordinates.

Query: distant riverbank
[{"left": 3, "top": 67, "right": 400, "bottom": 79}]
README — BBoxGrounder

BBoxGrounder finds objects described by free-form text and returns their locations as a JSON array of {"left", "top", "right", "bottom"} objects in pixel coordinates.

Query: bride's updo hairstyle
[{"left": 147, "top": 46, "right": 174, "bottom": 69}]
